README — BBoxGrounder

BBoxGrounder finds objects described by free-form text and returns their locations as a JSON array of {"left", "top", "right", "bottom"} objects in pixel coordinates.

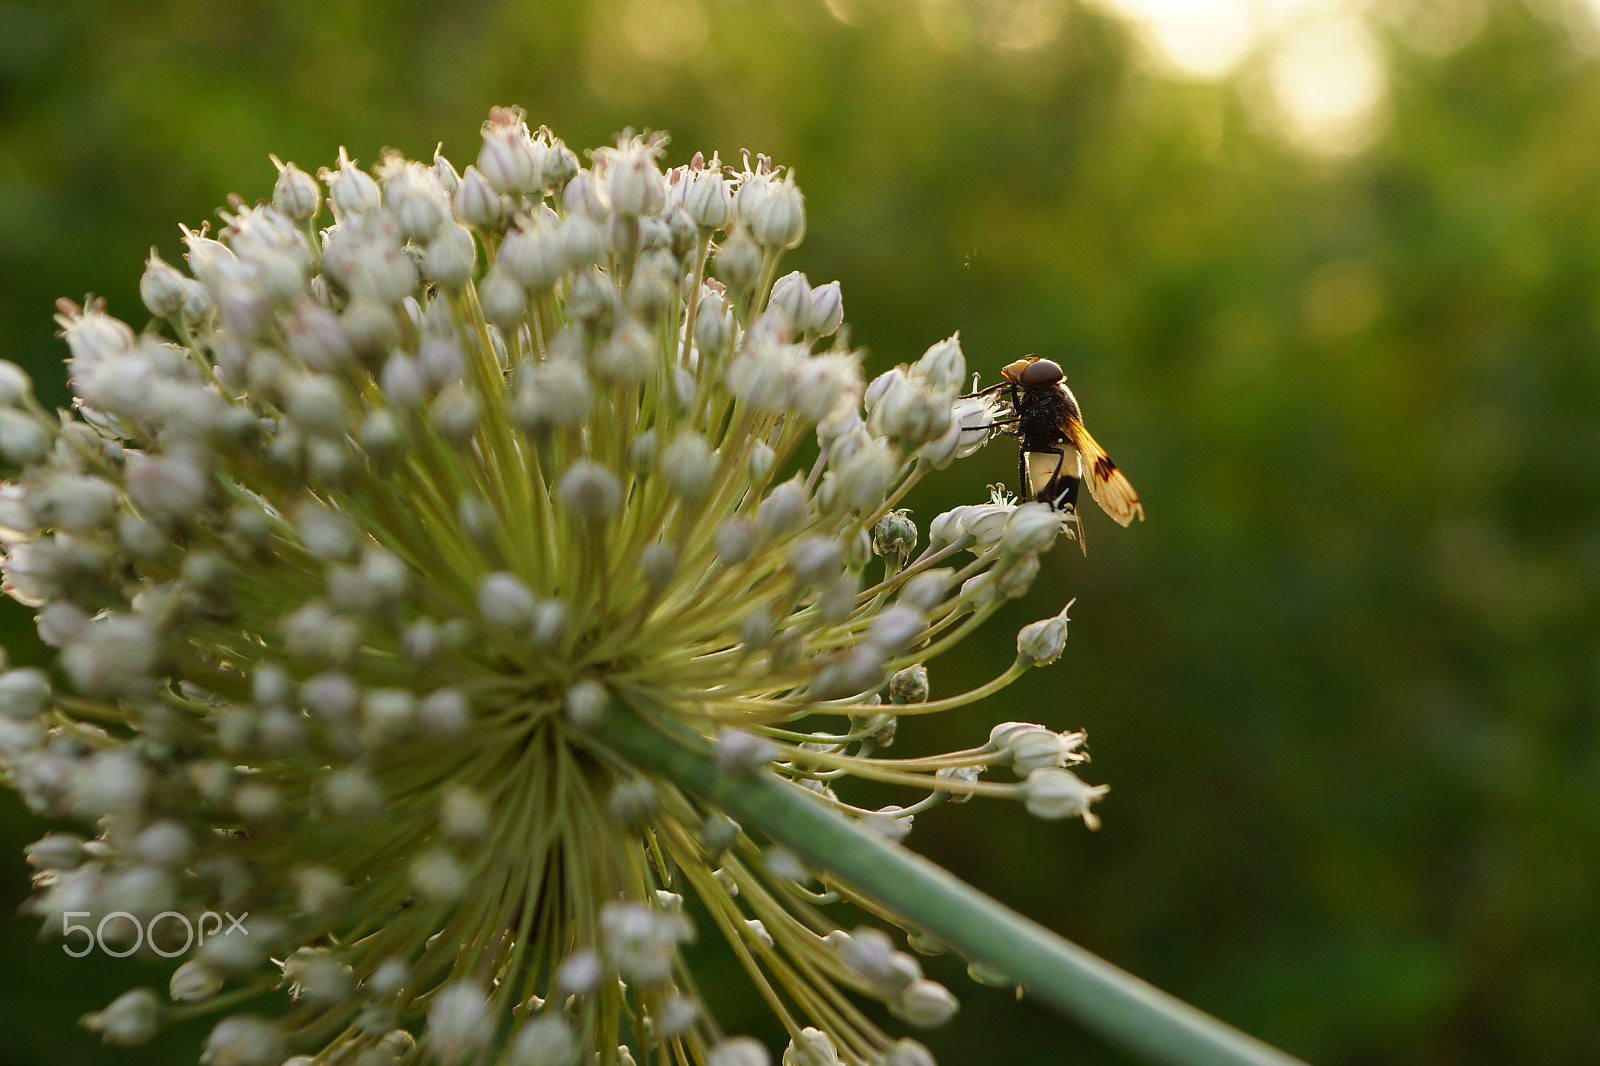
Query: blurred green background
[{"left": 4, "top": 0, "right": 1600, "bottom": 1063}]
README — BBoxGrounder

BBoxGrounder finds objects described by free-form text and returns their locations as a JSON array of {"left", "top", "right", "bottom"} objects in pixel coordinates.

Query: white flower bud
[
  {"left": 685, "top": 163, "right": 732, "bottom": 229},
  {"left": 427, "top": 983, "right": 490, "bottom": 1062},
  {"left": 606, "top": 777, "right": 657, "bottom": 824},
  {"left": 0, "top": 409, "right": 49, "bottom": 465},
  {"left": 125, "top": 450, "right": 209, "bottom": 520},
  {"left": 26, "top": 831, "right": 83, "bottom": 870},
  {"left": 726, "top": 341, "right": 792, "bottom": 410},
  {"left": 0, "top": 667, "right": 49, "bottom": 719},
  {"left": 531, "top": 599, "right": 568, "bottom": 648},
  {"left": 411, "top": 849, "right": 466, "bottom": 904},
  {"left": 500, "top": 219, "right": 565, "bottom": 289},
  {"left": 285, "top": 373, "right": 349, "bottom": 437},
  {"left": 0, "top": 364, "right": 31, "bottom": 415},
  {"left": 891, "top": 978, "right": 959, "bottom": 1028},
  {"left": 954, "top": 396, "right": 999, "bottom": 458},
  {"left": 563, "top": 679, "right": 608, "bottom": 728},
  {"left": 836, "top": 926, "right": 902, "bottom": 985},
  {"left": 479, "top": 571, "right": 536, "bottom": 630},
  {"left": 555, "top": 949, "right": 603, "bottom": 995},
  {"left": 513, "top": 358, "right": 593, "bottom": 435},
  {"left": 1001, "top": 502, "right": 1061, "bottom": 555},
  {"left": 808, "top": 280, "right": 844, "bottom": 336},
  {"left": 324, "top": 766, "right": 383, "bottom": 817},
  {"left": 640, "top": 542, "right": 677, "bottom": 590},
  {"left": 139, "top": 250, "right": 188, "bottom": 317},
  {"left": 170, "top": 960, "right": 224, "bottom": 1003},
  {"left": 455, "top": 165, "right": 505, "bottom": 228},
  {"left": 868, "top": 374, "right": 953, "bottom": 447},
  {"left": 201, "top": 1015, "right": 284, "bottom": 1066},
  {"left": 659, "top": 431, "right": 717, "bottom": 500},
  {"left": 708, "top": 1036, "right": 771, "bottom": 1066},
  {"left": 716, "top": 518, "right": 758, "bottom": 566},
  {"left": 714, "top": 227, "right": 763, "bottom": 291},
  {"left": 302, "top": 670, "right": 358, "bottom": 723},
  {"left": 136, "top": 820, "right": 194, "bottom": 867},
  {"left": 425, "top": 224, "right": 477, "bottom": 289},
  {"left": 783, "top": 1028, "right": 840, "bottom": 1066},
  {"left": 716, "top": 728, "right": 777, "bottom": 774},
  {"left": 787, "top": 534, "right": 843, "bottom": 585},
  {"left": 272, "top": 160, "right": 321, "bottom": 221},
  {"left": 769, "top": 271, "right": 811, "bottom": 329},
  {"left": 418, "top": 686, "right": 470, "bottom": 738},
  {"left": 378, "top": 352, "right": 426, "bottom": 408},
  {"left": 752, "top": 173, "right": 806, "bottom": 250},
  {"left": 85, "top": 988, "right": 162, "bottom": 1046},
  {"left": 478, "top": 111, "right": 538, "bottom": 194},
  {"left": 441, "top": 781, "right": 489, "bottom": 838},
  {"left": 562, "top": 168, "right": 608, "bottom": 220},
  {"left": 868, "top": 605, "right": 924, "bottom": 653},
  {"left": 593, "top": 318, "right": 656, "bottom": 384},
  {"left": 555, "top": 214, "right": 603, "bottom": 271},
  {"left": 558, "top": 461, "right": 622, "bottom": 522},
  {"left": 362, "top": 688, "right": 415, "bottom": 747},
  {"left": 694, "top": 291, "right": 733, "bottom": 356},
  {"left": 787, "top": 352, "right": 860, "bottom": 423},
  {"left": 431, "top": 381, "right": 482, "bottom": 443},
  {"left": 1017, "top": 606, "right": 1070, "bottom": 666},
  {"left": 605, "top": 142, "right": 665, "bottom": 217},
  {"left": 478, "top": 266, "right": 527, "bottom": 329},
  {"left": 380, "top": 160, "right": 451, "bottom": 241},
  {"left": 654, "top": 993, "right": 698, "bottom": 1037},
  {"left": 886, "top": 1039, "right": 938, "bottom": 1066},
  {"left": 432, "top": 148, "right": 461, "bottom": 195},
  {"left": 627, "top": 430, "right": 659, "bottom": 473},
  {"left": 863, "top": 806, "right": 913, "bottom": 841},
  {"left": 994, "top": 551, "right": 1040, "bottom": 597},
  {"left": 324, "top": 151, "right": 381, "bottom": 216},
  {"left": 828, "top": 441, "right": 896, "bottom": 513},
  {"left": 914, "top": 334, "right": 966, "bottom": 389},
  {"left": 512, "top": 1014, "right": 576, "bottom": 1066},
  {"left": 756, "top": 479, "right": 808, "bottom": 538},
  {"left": 1005, "top": 727, "right": 1067, "bottom": 776},
  {"left": 1023, "top": 767, "right": 1108, "bottom": 825},
  {"left": 959, "top": 500, "right": 1013, "bottom": 547}
]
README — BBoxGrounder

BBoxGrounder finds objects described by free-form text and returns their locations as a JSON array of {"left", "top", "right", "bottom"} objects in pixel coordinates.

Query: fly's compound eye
[{"left": 1019, "top": 358, "right": 1064, "bottom": 385}]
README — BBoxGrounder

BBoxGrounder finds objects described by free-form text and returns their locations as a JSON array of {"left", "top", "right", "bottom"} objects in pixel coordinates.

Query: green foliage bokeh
[{"left": 2, "top": 1, "right": 1599, "bottom": 1064}]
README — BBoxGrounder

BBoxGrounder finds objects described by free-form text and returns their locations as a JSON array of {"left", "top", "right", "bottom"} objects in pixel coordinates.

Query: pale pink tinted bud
[
  {"left": 808, "top": 280, "right": 843, "bottom": 336},
  {"left": 455, "top": 165, "right": 505, "bottom": 228},
  {"left": 477, "top": 108, "right": 538, "bottom": 194},
  {"left": 272, "top": 160, "right": 321, "bottom": 221},
  {"left": 685, "top": 163, "right": 732, "bottom": 229},
  {"left": 914, "top": 333, "right": 966, "bottom": 389},
  {"left": 752, "top": 173, "right": 806, "bottom": 250},
  {"left": 605, "top": 143, "right": 665, "bottom": 217},
  {"left": 140, "top": 250, "right": 188, "bottom": 317}
]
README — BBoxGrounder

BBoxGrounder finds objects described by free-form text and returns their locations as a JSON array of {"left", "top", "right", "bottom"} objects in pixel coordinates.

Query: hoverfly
[{"left": 965, "top": 357, "right": 1144, "bottom": 552}]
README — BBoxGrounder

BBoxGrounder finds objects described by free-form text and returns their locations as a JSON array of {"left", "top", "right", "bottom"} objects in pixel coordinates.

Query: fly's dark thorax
[{"left": 1014, "top": 381, "right": 1078, "bottom": 449}]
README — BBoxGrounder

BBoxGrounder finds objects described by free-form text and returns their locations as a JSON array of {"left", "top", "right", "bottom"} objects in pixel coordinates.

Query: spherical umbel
[{"left": 0, "top": 106, "right": 1107, "bottom": 1066}]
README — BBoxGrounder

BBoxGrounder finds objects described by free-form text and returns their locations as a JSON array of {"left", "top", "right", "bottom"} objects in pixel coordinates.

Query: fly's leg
[{"left": 1028, "top": 445, "right": 1087, "bottom": 555}]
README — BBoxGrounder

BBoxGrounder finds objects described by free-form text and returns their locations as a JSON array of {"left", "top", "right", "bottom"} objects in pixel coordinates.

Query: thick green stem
[{"left": 598, "top": 696, "right": 1308, "bottom": 1066}]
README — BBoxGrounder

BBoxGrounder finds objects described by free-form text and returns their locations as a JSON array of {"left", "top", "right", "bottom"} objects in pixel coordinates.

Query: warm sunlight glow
[
  {"left": 1263, "top": 15, "right": 1386, "bottom": 155},
  {"left": 1110, "top": 0, "right": 1256, "bottom": 79}
]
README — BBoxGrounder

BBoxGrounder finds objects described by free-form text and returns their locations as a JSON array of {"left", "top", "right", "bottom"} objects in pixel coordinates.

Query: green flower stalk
[{"left": 0, "top": 107, "right": 1110, "bottom": 1066}]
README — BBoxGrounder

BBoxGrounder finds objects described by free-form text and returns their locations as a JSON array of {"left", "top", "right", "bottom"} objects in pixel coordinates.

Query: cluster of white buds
[{"left": 0, "top": 106, "right": 1107, "bottom": 1066}]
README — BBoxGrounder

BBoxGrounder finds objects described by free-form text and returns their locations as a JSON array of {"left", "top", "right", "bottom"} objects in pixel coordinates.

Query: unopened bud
[
  {"left": 140, "top": 251, "right": 188, "bottom": 317},
  {"left": 557, "top": 461, "right": 622, "bottom": 522},
  {"left": 1017, "top": 606, "right": 1070, "bottom": 666}
]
